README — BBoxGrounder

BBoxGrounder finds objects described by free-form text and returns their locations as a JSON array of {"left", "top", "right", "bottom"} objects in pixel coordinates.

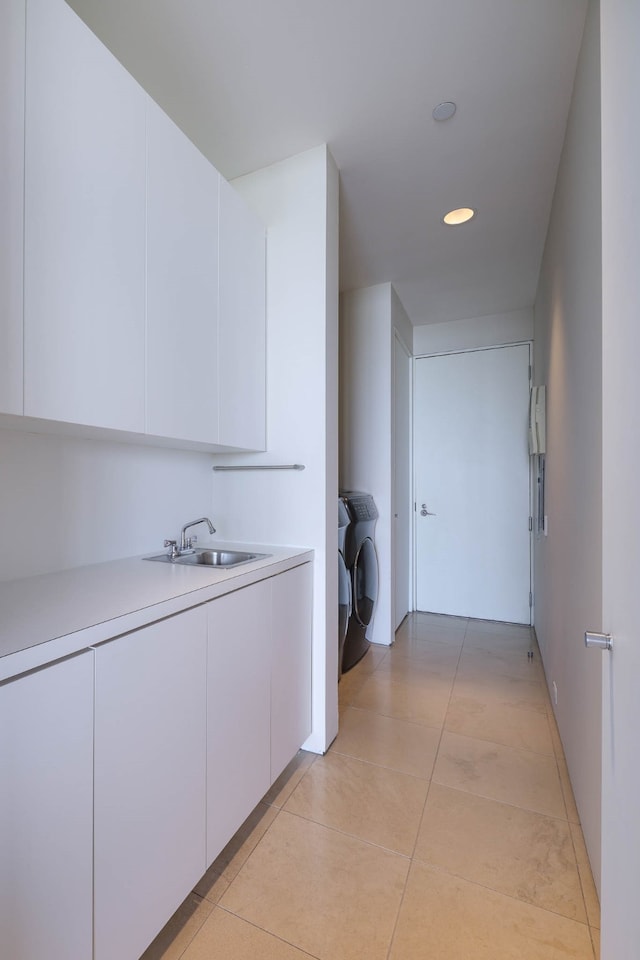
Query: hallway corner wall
[
  {"left": 340, "top": 283, "right": 412, "bottom": 646},
  {"left": 212, "top": 145, "right": 339, "bottom": 756},
  {"left": 533, "top": 0, "right": 602, "bottom": 891}
]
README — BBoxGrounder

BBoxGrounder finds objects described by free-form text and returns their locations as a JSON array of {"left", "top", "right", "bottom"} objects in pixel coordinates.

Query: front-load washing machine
[
  {"left": 338, "top": 497, "right": 352, "bottom": 680},
  {"left": 340, "top": 490, "right": 379, "bottom": 673}
]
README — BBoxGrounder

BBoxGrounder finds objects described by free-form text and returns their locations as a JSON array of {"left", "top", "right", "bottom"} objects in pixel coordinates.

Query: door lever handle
[
  {"left": 584, "top": 631, "right": 613, "bottom": 651},
  {"left": 420, "top": 503, "right": 436, "bottom": 517}
]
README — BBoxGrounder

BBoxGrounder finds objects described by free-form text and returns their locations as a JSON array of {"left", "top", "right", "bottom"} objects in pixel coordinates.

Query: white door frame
[{"left": 393, "top": 331, "right": 413, "bottom": 628}]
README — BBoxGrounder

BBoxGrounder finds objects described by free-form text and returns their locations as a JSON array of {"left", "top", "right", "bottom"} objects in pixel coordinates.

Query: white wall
[
  {"left": 340, "top": 285, "right": 393, "bottom": 647},
  {"left": 340, "top": 283, "right": 412, "bottom": 646},
  {"left": 392, "top": 287, "right": 413, "bottom": 355},
  {"left": 0, "top": 0, "right": 24, "bottom": 416},
  {"left": 0, "top": 426, "right": 214, "bottom": 582},
  {"left": 413, "top": 308, "right": 533, "bottom": 356},
  {"left": 533, "top": 0, "right": 602, "bottom": 890},
  {"left": 210, "top": 145, "right": 339, "bottom": 755}
]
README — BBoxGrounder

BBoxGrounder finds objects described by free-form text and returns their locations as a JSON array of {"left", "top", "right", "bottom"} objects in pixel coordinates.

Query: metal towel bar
[{"left": 212, "top": 464, "right": 305, "bottom": 472}]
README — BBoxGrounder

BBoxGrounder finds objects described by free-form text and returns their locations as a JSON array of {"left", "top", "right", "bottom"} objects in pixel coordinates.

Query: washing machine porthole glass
[
  {"left": 338, "top": 552, "right": 352, "bottom": 638},
  {"left": 352, "top": 537, "right": 378, "bottom": 627}
]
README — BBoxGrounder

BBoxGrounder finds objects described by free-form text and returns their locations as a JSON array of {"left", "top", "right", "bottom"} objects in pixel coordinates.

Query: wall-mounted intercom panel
[{"left": 529, "top": 385, "right": 546, "bottom": 455}]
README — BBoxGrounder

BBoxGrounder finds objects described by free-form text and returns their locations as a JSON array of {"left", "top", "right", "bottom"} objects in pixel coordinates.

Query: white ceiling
[{"left": 67, "top": 0, "right": 588, "bottom": 326}]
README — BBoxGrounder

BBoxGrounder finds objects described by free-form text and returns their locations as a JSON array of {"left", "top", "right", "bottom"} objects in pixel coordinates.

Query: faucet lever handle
[{"left": 164, "top": 539, "right": 179, "bottom": 559}]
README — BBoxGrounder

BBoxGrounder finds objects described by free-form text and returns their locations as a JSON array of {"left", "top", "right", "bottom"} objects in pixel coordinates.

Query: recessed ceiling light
[
  {"left": 433, "top": 101, "right": 457, "bottom": 121},
  {"left": 443, "top": 207, "right": 476, "bottom": 226}
]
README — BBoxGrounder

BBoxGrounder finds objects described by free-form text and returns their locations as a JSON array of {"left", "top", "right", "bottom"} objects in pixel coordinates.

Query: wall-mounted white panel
[
  {"left": 218, "top": 176, "right": 266, "bottom": 450},
  {"left": 146, "top": 98, "right": 219, "bottom": 444},
  {"left": 0, "top": 0, "right": 25, "bottom": 415},
  {"left": 599, "top": 0, "right": 639, "bottom": 952},
  {"left": 24, "top": 0, "right": 146, "bottom": 431},
  {"left": 0, "top": 651, "right": 94, "bottom": 960}
]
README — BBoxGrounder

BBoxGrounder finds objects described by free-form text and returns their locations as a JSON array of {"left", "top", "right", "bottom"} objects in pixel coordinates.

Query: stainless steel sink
[{"left": 145, "top": 549, "right": 269, "bottom": 568}]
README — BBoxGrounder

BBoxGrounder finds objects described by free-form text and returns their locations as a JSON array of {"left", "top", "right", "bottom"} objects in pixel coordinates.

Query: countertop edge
[{"left": 0, "top": 545, "right": 314, "bottom": 683}]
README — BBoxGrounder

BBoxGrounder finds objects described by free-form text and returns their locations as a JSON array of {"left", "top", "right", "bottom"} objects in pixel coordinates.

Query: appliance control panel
[{"left": 349, "top": 497, "right": 379, "bottom": 522}]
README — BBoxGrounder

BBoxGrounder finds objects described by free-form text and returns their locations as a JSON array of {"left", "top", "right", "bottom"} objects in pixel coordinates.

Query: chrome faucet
[{"left": 179, "top": 517, "right": 216, "bottom": 555}]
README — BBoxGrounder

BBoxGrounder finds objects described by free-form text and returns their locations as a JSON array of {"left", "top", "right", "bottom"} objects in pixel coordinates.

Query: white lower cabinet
[
  {"left": 0, "top": 562, "right": 311, "bottom": 960},
  {"left": 93, "top": 608, "right": 207, "bottom": 960},
  {"left": 206, "top": 564, "right": 313, "bottom": 866},
  {"left": 206, "top": 580, "right": 271, "bottom": 864},
  {"left": 271, "top": 564, "right": 313, "bottom": 781},
  {"left": 0, "top": 651, "right": 94, "bottom": 960}
]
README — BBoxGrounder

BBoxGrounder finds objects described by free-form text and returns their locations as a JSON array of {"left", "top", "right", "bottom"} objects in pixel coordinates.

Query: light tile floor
[{"left": 141, "top": 613, "right": 600, "bottom": 960}]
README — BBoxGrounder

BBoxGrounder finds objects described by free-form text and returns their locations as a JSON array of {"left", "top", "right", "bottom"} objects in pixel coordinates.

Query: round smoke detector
[{"left": 433, "top": 101, "right": 457, "bottom": 121}]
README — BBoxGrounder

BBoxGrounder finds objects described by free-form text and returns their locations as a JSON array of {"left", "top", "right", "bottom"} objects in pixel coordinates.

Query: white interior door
[
  {"left": 394, "top": 335, "right": 412, "bottom": 629},
  {"left": 599, "top": 1, "right": 640, "bottom": 954},
  {"left": 414, "top": 344, "right": 531, "bottom": 623}
]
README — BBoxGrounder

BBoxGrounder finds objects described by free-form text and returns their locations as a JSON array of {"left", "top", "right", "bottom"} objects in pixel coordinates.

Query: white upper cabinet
[
  {"left": 23, "top": 0, "right": 146, "bottom": 431},
  {"left": 13, "top": 0, "right": 265, "bottom": 448},
  {"left": 146, "top": 99, "right": 220, "bottom": 443},
  {"left": 218, "top": 176, "right": 266, "bottom": 450},
  {"left": 0, "top": 0, "right": 25, "bottom": 416}
]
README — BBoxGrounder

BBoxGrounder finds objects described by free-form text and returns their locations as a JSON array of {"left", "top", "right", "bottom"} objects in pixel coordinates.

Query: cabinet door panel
[
  {"left": 24, "top": 0, "right": 146, "bottom": 431},
  {"left": 0, "top": 652, "right": 94, "bottom": 960},
  {"left": 0, "top": 0, "right": 25, "bottom": 415},
  {"left": 94, "top": 608, "right": 207, "bottom": 960},
  {"left": 271, "top": 564, "right": 313, "bottom": 781},
  {"left": 218, "top": 177, "right": 266, "bottom": 450},
  {"left": 146, "top": 98, "right": 219, "bottom": 443},
  {"left": 207, "top": 581, "right": 271, "bottom": 864}
]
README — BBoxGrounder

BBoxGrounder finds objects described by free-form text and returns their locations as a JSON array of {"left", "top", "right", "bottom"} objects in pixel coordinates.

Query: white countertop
[{"left": 0, "top": 542, "right": 313, "bottom": 682}]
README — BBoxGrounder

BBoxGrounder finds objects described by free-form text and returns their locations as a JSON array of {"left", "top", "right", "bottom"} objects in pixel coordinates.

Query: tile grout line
[
  {"left": 176, "top": 614, "right": 595, "bottom": 959},
  {"left": 407, "top": 616, "right": 594, "bottom": 938},
  {"left": 434, "top": 620, "right": 571, "bottom": 823},
  {"left": 384, "top": 617, "right": 468, "bottom": 960},
  {"left": 212, "top": 902, "right": 324, "bottom": 960},
  {"left": 168, "top": 894, "right": 215, "bottom": 960},
  {"left": 277, "top": 805, "right": 415, "bottom": 861},
  {"left": 567, "top": 817, "right": 601, "bottom": 936},
  {"left": 406, "top": 858, "right": 593, "bottom": 928}
]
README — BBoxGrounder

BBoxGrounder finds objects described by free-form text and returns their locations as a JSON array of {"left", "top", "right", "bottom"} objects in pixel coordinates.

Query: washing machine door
[
  {"left": 338, "top": 550, "right": 352, "bottom": 677},
  {"left": 352, "top": 537, "right": 378, "bottom": 627}
]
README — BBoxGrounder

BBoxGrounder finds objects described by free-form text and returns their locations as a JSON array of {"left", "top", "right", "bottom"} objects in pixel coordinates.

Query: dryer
[{"left": 340, "top": 490, "right": 379, "bottom": 673}]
